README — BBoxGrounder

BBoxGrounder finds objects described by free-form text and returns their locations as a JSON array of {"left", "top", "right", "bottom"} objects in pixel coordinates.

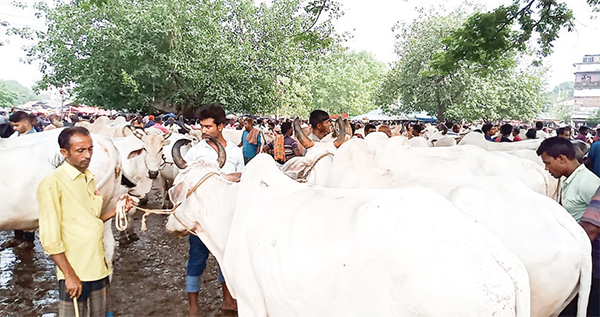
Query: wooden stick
[{"left": 73, "top": 297, "right": 80, "bottom": 317}]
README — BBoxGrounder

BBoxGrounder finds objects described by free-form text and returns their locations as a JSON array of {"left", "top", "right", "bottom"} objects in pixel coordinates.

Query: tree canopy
[
  {"left": 20, "top": 0, "right": 342, "bottom": 115},
  {"left": 431, "top": 0, "right": 599, "bottom": 74},
  {"left": 375, "top": 9, "right": 545, "bottom": 122}
]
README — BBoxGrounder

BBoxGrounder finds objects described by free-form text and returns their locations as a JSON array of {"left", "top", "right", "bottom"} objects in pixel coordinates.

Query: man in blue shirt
[{"left": 238, "top": 118, "right": 261, "bottom": 164}]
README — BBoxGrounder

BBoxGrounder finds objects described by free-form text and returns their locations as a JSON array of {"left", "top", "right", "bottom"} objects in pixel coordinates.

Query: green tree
[
  {"left": 309, "top": 48, "right": 387, "bottom": 116},
  {"left": 431, "top": 0, "right": 599, "bottom": 74},
  {"left": 20, "top": 0, "right": 341, "bottom": 114},
  {"left": 375, "top": 9, "right": 545, "bottom": 122},
  {"left": 0, "top": 82, "right": 18, "bottom": 107},
  {"left": 1, "top": 80, "right": 39, "bottom": 105}
]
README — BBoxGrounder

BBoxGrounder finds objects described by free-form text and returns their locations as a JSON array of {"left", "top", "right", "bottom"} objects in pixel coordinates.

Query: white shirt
[
  {"left": 308, "top": 133, "right": 321, "bottom": 142},
  {"left": 183, "top": 139, "right": 244, "bottom": 174}
]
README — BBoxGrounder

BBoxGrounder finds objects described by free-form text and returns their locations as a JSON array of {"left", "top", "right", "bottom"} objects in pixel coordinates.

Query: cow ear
[
  {"left": 163, "top": 140, "right": 171, "bottom": 146},
  {"left": 127, "top": 148, "right": 144, "bottom": 159}
]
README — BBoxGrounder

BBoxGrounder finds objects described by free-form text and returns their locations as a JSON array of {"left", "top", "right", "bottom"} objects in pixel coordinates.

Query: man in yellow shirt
[{"left": 37, "top": 127, "right": 133, "bottom": 317}]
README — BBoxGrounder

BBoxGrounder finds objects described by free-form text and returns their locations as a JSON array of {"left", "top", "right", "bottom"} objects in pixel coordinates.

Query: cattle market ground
[{"left": 0, "top": 180, "right": 234, "bottom": 317}]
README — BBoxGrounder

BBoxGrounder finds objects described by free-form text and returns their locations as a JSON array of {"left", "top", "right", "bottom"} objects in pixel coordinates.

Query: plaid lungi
[{"left": 58, "top": 276, "right": 109, "bottom": 317}]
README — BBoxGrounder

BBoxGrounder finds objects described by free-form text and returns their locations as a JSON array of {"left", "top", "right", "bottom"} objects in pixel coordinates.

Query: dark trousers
[
  {"left": 559, "top": 277, "right": 600, "bottom": 317},
  {"left": 14, "top": 230, "right": 35, "bottom": 242}
]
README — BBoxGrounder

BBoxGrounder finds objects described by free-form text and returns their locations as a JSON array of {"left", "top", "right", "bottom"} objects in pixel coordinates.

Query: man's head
[
  {"left": 452, "top": 123, "right": 461, "bottom": 133},
  {"left": 482, "top": 123, "right": 493, "bottom": 136},
  {"left": 58, "top": 127, "right": 93, "bottom": 173},
  {"left": 512, "top": 127, "right": 520, "bottom": 136},
  {"left": 500, "top": 123, "right": 512, "bottom": 136},
  {"left": 244, "top": 118, "right": 254, "bottom": 131},
  {"left": 579, "top": 126, "right": 588, "bottom": 135},
  {"left": 281, "top": 121, "right": 293, "bottom": 136},
  {"left": 309, "top": 110, "right": 331, "bottom": 134},
  {"left": 535, "top": 121, "right": 543, "bottom": 130},
  {"left": 155, "top": 116, "right": 163, "bottom": 124},
  {"left": 536, "top": 137, "right": 577, "bottom": 178},
  {"left": 197, "top": 103, "right": 226, "bottom": 139},
  {"left": 364, "top": 123, "right": 376, "bottom": 136},
  {"left": 557, "top": 127, "right": 570, "bottom": 139},
  {"left": 378, "top": 125, "right": 392, "bottom": 137},
  {"left": 9, "top": 111, "right": 34, "bottom": 134}
]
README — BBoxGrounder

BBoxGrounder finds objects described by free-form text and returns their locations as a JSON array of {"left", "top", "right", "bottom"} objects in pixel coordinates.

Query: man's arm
[
  {"left": 50, "top": 253, "right": 82, "bottom": 299},
  {"left": 580, "top": 186, "right": 600, "bottom": 242},
  {"left": 581, "top": 221, "right": 600, "bottom": 241}
]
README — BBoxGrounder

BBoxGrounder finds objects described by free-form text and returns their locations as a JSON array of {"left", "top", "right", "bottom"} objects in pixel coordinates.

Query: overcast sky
[{"left": 1, "top": 0, "right": 599, "bottom": 90}]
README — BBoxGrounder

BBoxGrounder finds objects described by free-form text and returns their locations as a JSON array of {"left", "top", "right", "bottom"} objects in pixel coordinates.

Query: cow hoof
[{"left": 1, "top": 238, "right": 22, "bottom": 249}]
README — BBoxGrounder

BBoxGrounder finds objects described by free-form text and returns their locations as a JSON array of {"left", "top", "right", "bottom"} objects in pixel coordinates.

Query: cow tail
[{"left": 576, "top": 240, "right": 592, "bottom": 317}]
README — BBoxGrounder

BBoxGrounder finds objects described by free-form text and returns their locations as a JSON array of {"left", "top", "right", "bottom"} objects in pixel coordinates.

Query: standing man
[
  {"left": 238, "top": 118, "right": 261, "bottom": 164},
  {"left": 265, "top": 121, "right": 301, "bottom": 164},
  {"left": 536, "top": 137, "right": 600, "bottom": 316},
  {"left": 308, "top": 110, "right": 332, "bottom": 142},
  {"left": 183, "top": 103, "right": 244, "bottom": 315},
  {"left": 37, "top": 127, "right": 133, "bottom": 317}
]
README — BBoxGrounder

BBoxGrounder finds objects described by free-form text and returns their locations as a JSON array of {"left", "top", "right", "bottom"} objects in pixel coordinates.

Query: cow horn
[
  {"left": 132, "top": 127, "right": 146, "bottom": 139},
  {"left": 205, "top": 136, "right": 226, "bottom": 168},
  {"left": 293, "top": 118, "right": 314, "bottom": 149},
  {"left": 344, "top": 119, "right": 352, "bottom": 137},
  {"left": 164, "top": 131, "right": 172, "bottom": 140},
  {"left": 172, "top": 139, "right": 192, "bottom": 169},
  {"left": 333, "top": 119, "right": 346, "bottom": 148}
]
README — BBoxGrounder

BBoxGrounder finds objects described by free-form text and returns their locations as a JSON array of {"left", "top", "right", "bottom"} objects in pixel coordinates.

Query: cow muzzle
[{"left": 148, "top": 170, "right": 159, "bottom": 179}]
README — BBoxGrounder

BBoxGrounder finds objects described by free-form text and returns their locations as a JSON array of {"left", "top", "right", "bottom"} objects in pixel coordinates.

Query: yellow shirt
[{"left": 37, "top": 162, "right": 110, "bottom": 281}]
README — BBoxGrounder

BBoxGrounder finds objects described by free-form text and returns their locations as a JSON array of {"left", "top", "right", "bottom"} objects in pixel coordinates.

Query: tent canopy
[{"left": 351, "top": 109, "right": 409, "bottom": 121}]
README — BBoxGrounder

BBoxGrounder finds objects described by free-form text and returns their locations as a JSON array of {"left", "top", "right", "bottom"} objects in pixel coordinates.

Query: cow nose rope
[
  {"left": 124, "top": 172, "right": 219, "bottom": 233},
  {"left": 115, "top": 197, "right": 129, "bottom": 232}
]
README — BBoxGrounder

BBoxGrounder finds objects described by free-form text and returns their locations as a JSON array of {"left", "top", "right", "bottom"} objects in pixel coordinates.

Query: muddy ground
[{"left": 0, "top": 180, "right": 233, "bottom": 317}]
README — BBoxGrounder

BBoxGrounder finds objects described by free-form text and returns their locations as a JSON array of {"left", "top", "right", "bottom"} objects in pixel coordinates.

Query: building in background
[{"left": 571, "top": 54, "right": 600, "bottom": 123}]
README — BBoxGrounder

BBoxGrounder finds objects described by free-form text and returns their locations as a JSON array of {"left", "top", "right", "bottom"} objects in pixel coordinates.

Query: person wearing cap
[
  {"left": 143, "top": 115, "right": 156, "bottom": 129},
  {"left": 308, "top": 110, "right": 331, "bottom": 142}
]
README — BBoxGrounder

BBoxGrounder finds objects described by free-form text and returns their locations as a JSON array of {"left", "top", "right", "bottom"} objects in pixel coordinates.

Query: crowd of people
[{"left": 6, "top": 104, "right": 600, "bottom": 316}]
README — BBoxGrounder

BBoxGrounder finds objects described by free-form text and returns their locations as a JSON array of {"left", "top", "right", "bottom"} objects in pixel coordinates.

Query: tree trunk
[{"left": 437, "top": 103, "right": 445, "bottom": 123}]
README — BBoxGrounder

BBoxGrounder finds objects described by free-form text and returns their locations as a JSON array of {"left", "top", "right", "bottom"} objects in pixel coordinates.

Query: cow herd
[{"left": 0, "top": 117, "right": 593, "bottom": 317}]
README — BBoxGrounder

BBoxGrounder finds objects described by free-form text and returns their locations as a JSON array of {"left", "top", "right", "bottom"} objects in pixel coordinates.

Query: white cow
[
  {"left": 459, "top": 131, "right": 543, "bottom": 151},
  {"left": 291, "top": 139, "right": 591, "bottom": 317},
  {"left": 0, "top": 128, "right": 126, "bottom": 266},
  {"left": 166, "top": 155, "right": 530, "bottom": 317}
]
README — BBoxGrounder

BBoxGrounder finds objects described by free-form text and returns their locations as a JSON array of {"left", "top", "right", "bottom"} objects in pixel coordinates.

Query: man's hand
[
  {"left": 223, "top": 172, "right": 242, "bottom": 183},
  {"left": 65, "top": 273, "right": 82, "bottom": 299}
]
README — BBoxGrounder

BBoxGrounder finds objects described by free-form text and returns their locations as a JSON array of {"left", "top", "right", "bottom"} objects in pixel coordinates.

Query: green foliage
[
  {"left": 0, "top": 80, "right": 38, "bottom": 106},
  {"left": 308, "top": 48, "right": 387, "bottom": 116},
  {"left": 431, "top": 0, "right": 582, "bottom": 74},
  {"left": 375, "top": 9, "right": 545, "bottom": 122},
  {"left": 0, "top": 82, "right": 18, "bottom": 107},
  {"left": 23, "top": 0, "right": 341, "bottom": 114},
  {"left": 546, "top": 81, "right": 574, "bottom": 122}
]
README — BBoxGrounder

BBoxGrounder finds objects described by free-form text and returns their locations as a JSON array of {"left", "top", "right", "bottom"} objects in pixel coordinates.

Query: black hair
[
  {"left": 579, "top": 126, "right": 588, "bottom": 134},
  {"left": 9, "top": 111, "right": 36, "bottom": 125},
  {"left": 281, "top": 121, "right": 292, "bottom": 135},
  {"left": 482, "top": 123, "right": 492, "bottom": 134},
  {"left": 309, "top": 110, "right": 330, "bottom": 127},
  {"left": 500, "top": 123, "right": 512, "bottom": 136},
  {"left": 535, "top": 121, "right": 543, "bottom": 130},
  {"left": 513, "top": 127, "right": 520, "bottom": 135},
  {"left": 526, "top": 128, "right": 537, "bottom": 139},
  {"left": 364, "top": 124, "right": 376, "bottom": 132},
  {"left": 198, "top": 103, "right": 226, "bottom": 126},
  {"left": 557, "top": 127, "right": 566, "bottom": 136},
  {"left": 536, "top": 137, "right": 576, "bottom": 160},
  {"left": 58, "top": 127, "right": 91, "bottom": 150}
]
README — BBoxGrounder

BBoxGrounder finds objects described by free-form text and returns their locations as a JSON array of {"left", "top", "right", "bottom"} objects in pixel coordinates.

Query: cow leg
[
  {"left": 126, "top": 210, "right": 138, "bottom": 242},
  {"left": 103, "top": 219, "right": 116, "bottom": 273}
]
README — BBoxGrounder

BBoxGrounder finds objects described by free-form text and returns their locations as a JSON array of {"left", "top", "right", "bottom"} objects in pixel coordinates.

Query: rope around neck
[{"left": 116, "top": 172, "right": 220, "bottom": 234}]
